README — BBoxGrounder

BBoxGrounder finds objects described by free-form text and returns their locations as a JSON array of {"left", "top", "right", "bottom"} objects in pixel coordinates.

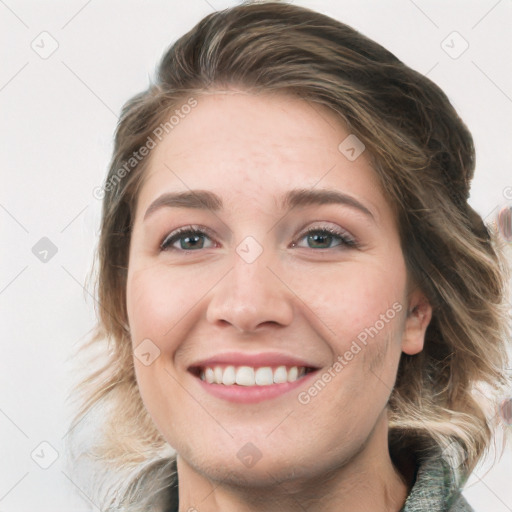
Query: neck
[{"left": 176, "top": 411, "right": 410, "bottom": 512}]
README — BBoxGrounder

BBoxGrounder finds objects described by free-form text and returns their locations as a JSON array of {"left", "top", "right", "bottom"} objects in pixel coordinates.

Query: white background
[{"left": 1, "top": 1, "right": 511, "bottom": 510}]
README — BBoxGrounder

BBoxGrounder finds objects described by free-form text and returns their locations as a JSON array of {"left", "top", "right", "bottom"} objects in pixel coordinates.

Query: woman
[{"left": 67, "top": 2, "right": 511, "bottom": 511}]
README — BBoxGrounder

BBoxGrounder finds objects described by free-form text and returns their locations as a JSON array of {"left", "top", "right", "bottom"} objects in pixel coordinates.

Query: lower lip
[{"left": 191, "top": 370, "right": 319, "bottom": 404}]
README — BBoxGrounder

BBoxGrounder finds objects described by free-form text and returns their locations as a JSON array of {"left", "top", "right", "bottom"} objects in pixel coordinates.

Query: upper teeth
[{"left": 200, "top": 365, "right": 307, "bottom": 386}]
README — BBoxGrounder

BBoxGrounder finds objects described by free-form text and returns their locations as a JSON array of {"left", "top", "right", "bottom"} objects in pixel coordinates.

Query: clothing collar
[
  {"left": 400, "top": 450, "right": 473, "bottom": 512},
  {"left": 164, "top": 449, "right": 474, "bottom": 512}
]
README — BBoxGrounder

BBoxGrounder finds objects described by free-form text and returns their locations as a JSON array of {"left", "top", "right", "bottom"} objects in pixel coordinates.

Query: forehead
[{"left": 134, "top": 90, "right": 386, "bottom": 220}]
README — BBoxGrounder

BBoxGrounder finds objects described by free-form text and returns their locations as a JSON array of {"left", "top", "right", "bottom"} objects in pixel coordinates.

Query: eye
[
  {"left": 160, "top": 224, "right": 358, "bottom": 252},
  {"left": 293, "top": 225, "right": 358, "bottom": 250},
  {"left": 160, "top": 225, "right": 216, "bottom": 251}
]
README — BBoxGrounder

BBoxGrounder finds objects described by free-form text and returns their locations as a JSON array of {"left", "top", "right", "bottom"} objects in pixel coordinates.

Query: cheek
[
  {"left": 126, "top": 262, "right": 212, "bottom": 348},
  {"left": 126, "top": 263, "right": 195, "bottom": 442},
  {"left": 285, "top": 256, "right": 407, "bottom": 352}
]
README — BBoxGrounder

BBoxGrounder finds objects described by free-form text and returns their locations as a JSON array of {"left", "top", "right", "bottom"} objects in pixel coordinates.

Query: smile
[
  {"left": 199, "top": 365, "right": 313, "bottom": 386},
  {"left": 188, "top": 352, "right": 321, "bottom": 403}
]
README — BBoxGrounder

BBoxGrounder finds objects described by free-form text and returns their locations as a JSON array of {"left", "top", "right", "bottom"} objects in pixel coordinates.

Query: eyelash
[{"left": 159, "top": 224, "right": 359, "bottom": 252}]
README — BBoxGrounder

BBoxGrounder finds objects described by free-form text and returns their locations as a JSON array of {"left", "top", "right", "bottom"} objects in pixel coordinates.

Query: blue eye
[
  {"left": 160, "top": 225, "right": 358, "bottom": 252},
  {"left": 295, "top": 227, "right": 357, "bottom": 249},
  {"left": 160, "top": 227, "right": 215, "bottom": 251}
]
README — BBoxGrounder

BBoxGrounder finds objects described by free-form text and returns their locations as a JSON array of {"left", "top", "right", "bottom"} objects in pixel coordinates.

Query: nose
[{"left": 205, "top": 247, "right": 294, "bottom": 333}]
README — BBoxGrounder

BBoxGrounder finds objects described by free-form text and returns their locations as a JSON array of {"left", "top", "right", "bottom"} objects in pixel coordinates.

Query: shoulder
[
  {"left": 400, "top": 450, "right": 474, "bottom": 512},
  {"left": 449, "top": 493, "right": 474, "bottom": 512}
]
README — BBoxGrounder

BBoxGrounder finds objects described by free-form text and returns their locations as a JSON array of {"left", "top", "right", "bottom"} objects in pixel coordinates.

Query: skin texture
[{"left": 126, "top": 90, "right": 432, "bottom": 512}]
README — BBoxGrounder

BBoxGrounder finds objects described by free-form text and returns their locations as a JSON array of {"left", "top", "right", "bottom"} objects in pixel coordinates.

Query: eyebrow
[{"left": 143, "top": 188, "right": 375, "bottom": 221}]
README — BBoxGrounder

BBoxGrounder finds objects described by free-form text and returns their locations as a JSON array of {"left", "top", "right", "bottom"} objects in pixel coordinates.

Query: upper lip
[{"left": 188, "top": 352, "right": 320, "bottom": 370}]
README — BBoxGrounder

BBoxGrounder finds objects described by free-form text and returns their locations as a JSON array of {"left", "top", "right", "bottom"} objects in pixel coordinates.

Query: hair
[{"left": 65, "top": 1, "right": 512, "bottom": 510}]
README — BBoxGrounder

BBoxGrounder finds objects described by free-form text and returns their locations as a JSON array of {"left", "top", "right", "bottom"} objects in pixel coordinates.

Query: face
[{"left": 126, "top": 90, "right": 431, "bottom": 486}]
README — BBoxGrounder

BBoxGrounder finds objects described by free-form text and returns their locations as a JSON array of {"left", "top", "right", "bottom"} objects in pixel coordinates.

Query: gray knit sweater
[
  {"left": 400, "top": 453, "right": 474, "bottom": 512},
  {"left": 163, "top": 452, "right": 474, "bottom": 511}
]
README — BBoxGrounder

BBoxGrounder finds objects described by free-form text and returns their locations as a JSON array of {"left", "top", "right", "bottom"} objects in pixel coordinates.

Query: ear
[{"left": 401, "top": 289, "right": 432, "bottom": 356}]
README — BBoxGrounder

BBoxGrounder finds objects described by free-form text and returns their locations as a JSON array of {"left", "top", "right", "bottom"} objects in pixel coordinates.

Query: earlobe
[{"left": 401, "top": 293, "right": 433, "bottom": 356}]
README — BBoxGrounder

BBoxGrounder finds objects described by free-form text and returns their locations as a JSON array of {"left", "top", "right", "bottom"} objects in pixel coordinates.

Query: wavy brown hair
[{"left": 65, "top": 2, "right": 511, "bottom": 510}]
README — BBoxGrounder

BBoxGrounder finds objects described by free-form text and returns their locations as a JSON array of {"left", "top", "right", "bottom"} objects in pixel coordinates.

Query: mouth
[
  {"left": 188, "top": 355, "right": 320, "bottom": 404},
  {"left": 190, "top": 364, "right": 316, "bottom": 386}
]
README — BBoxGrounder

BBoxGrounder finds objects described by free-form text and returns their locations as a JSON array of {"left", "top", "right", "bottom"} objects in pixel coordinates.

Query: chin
[
  {"left": 192, "top": 457, "right": 310, "bottom": 489},
  {"left": 179, "top": 438, "right": 334, "bottom": 491}
]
